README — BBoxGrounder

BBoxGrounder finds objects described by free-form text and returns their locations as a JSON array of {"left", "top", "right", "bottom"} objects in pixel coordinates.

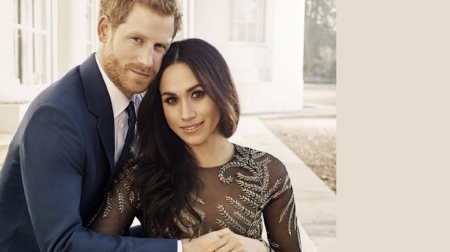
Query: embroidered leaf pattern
[
  {"left": 93, "top": 144, "right": 302, "bottom": 251},
  {"left": 214, "top": 144, "right": 299, "bottom": 245},
  {"left": 217, "top": 204, "right": 246, "bottom": 233}
]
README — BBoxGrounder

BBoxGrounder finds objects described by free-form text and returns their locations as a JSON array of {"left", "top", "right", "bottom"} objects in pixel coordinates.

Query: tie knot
[{"left": 126, "top": 101, "right": 136, "bottom": 124}]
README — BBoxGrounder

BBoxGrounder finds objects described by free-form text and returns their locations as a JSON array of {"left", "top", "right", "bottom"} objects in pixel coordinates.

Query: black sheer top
[{"left": 89, "top": 144, "right": 301, "bottom": 252}]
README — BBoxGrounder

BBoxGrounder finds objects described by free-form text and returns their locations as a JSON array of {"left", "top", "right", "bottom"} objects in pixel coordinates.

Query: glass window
[
  {"left": 86, "top": 0, "right": 99, "bottom": 57},
  {"left": 13, "top": 0, "right": 52, "bottom": 85},
  {"left": 229, "top": 0, "right": 266, "bottom": 43}
]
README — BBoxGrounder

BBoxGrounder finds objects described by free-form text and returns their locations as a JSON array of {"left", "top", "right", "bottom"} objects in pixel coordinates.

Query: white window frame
[
  {"left": 229, "top": 0, "right": 266, "bottom": 44},
  {"left": 86, "top": 0, "right": 100, "bottom": 57},
  {"left": 13, "top": 0, "right": 54, "bottom": 86}
]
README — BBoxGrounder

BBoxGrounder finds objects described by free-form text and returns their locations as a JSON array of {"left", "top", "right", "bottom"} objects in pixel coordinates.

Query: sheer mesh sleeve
[
  {"left": 88, "top": 165, "right": 141, "bottom": 236},
  {"left": 263, "top": 156, "right": 302, "bottom": 252}
]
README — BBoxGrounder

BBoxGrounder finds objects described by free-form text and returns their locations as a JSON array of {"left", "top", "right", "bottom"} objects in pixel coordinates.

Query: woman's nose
[{"left": 181, "top": 101, "right": 196, "bottom": 121}]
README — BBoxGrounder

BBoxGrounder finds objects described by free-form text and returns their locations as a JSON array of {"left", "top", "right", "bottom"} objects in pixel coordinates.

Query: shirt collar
[{"left": 95, "top": 53, "right": 130, "bottom": 118}]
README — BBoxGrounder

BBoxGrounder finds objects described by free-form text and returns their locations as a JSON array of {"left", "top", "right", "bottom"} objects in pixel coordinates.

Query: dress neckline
[{"left": 198, "top": 143, "right": 237, "bottom": 170}]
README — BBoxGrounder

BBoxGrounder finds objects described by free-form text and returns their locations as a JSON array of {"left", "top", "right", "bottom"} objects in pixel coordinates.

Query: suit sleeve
[{"left": 20, "top": 104, "right": 177, "bottom": 252}]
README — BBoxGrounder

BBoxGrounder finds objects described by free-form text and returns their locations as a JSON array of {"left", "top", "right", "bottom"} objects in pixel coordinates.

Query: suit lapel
[{"left": 79, "top": 53, "right": 115, "bottom": 173}]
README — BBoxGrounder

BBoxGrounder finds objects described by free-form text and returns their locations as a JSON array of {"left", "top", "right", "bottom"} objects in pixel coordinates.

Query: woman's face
[{"left": 159, "top": 62, "right": 222, "bottom": 148}]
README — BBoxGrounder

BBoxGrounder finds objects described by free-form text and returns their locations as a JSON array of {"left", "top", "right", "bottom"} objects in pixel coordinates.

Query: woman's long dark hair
[{"left": 129, "top": 38, "right": 240, "bottom": 238}]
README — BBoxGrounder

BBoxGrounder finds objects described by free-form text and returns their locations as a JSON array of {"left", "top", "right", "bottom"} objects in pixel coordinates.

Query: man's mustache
[{"left": 126, "top": 63, "right": 155, "bottom": 76}]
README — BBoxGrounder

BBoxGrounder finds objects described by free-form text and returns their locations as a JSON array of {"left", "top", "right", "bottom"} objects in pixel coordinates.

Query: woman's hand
[
  {"left": 182, "top": 228, "right": 233, "bottom": 252},
  {"left": 203, "top": 232, "right": 269, "bottom": 252}
]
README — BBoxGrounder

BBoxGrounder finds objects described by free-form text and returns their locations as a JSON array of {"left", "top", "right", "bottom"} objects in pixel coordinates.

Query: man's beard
[{"left": 102, "top": 45, "right": 156, "bottom": 96}]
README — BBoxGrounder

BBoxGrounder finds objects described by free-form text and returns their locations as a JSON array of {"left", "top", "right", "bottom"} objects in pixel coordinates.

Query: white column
[
  {"left": 0, "top": 1, "right": 31, "bottom": 134},
  {"left": 193, "top": 0, "right": 228, "bottom": 54},
  {"left": 0, "top": 1, "right": 20, "bottom": 98},
  {"left": 272, "top": 0, "right": 305, "bottom": 111},
  {"left": 0, "top": 1, "right": 15, "bottom": 85},
  {"left": 58, "top": 0, "right": 87, "bottom": 78}
]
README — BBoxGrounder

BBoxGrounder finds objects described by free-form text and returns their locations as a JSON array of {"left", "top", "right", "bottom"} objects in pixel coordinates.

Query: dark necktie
[{"left": 117, "top": 101, "right": 136, "bottom": 170}]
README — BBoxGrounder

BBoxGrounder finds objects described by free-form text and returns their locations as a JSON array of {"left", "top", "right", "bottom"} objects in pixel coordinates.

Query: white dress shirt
[
  {"left": 95, "top": 55, "right": 136, "bottom": 167},
  {"left": 94, "top": 54, "right": 183, "bottom": 251}
]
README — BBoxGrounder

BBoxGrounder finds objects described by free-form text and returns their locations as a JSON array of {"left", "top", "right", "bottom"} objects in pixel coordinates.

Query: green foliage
[{"left": 304, "top": 0, "right": 336, "bottom": 83}]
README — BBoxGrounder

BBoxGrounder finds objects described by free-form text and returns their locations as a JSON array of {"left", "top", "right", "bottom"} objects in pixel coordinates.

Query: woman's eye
[
  {"left": 165, "top": 97, "right": 178, "bottom": 104},
  {"left": 192, "top": 91, "right": 205, "bottom": 98},
  {"left": 132, "top": 37, "right": 142, "bottom": 43}
]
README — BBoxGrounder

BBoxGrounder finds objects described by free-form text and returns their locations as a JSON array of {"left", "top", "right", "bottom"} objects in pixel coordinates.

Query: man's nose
[{"left": 137, "top": 46, "right": 154, "bottom": 68}]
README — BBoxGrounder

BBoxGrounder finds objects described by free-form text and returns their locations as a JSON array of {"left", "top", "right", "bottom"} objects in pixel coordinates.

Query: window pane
[
  {"left": 33, "top": 0, "right": 47, "bottom": 29},
  {"left": 248, "top": 23, "right": 257, "bottom": 42},
  {"left": 15, "top": 0, "right": 28, "bottom": 25},
  {"left": 229, "top": 0, "right": 265, "bottom": 43},
  {"left": 258, "top": 0, "right": 265, "bottom": 25},
  {"left": 14, "top": 0, "right": 52, "bottom": 85},
  {"left": 14, "top": 28, "right": 29, "bottom": 84},
  {"left": 14, "top": 29, "right": 22, "bottom": 82},
  {"left": 258, "top": 24, "right": 265, "bottom": 42},
  {"left": 236, "top": 6, "right": 246, "bottom": 22},
  {"left": 249, "top": 2, "right": 258, "bottom": 23},
  {"left": 229, "top": 22, "right": 236, "bottom": 41},
  {"left": 86, "top": 4, "right": 92, "bottom": 41},
  {"left": 237, "top": 23, "right": 246, "bottom": 41},
  {"left": 33, "top": 33, "right": 48, "bottom": 84},
  {"left": 14, "top": 0, "right": 20, "bottom": 24},
  {"left": 229, "top": 0, "right": 235, "bottom": 20}
]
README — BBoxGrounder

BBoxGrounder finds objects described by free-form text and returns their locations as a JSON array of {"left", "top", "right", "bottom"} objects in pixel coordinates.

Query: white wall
[
  {"left": 0, "top": 0, "right": 307, "bottom": 135},
  {"left": 0, "top": 1, "right": 15, "bottom": 89},
  {"left": 0, "top": 1, "right": 34, "bottom": 133},
  {"left": 271, "top": 0, "right": 304, "bottom": 112},
  {"left": 58, "top": 1, "right": 88, "bottom": 79},
  {"left": 191, "top": 0, "right": 305, "bottom": 114}
]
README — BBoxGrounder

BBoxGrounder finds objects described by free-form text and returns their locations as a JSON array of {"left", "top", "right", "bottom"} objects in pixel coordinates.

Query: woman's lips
[{"left": 180, "top": 121, "right": 204, "bottom": 133}]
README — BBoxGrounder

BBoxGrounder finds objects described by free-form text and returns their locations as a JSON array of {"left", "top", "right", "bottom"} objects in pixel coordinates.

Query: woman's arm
[
  {"left": 263, "top": 159, "right": 302, "bottom": 252},
  {"left": 88, "top": 166, "right": 139, "bottom": 235}
]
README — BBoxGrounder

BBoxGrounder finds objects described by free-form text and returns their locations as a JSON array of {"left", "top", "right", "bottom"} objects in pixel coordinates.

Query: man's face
[{"left": 102, "top": 4, "right": 175, "bottom": 98}]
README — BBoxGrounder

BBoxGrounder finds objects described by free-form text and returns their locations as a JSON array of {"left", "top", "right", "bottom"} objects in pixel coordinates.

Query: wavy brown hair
[
  {"left": 99, "top": 0, "right": 183, "bottom": 38},
  {"left": 129, "top": 38, "right": 240, "bottom": 238}
]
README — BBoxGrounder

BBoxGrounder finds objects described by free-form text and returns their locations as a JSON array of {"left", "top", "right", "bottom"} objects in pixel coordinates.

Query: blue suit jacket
[{"left": 0, "top": 54, "right": 176, "bottom": 251}]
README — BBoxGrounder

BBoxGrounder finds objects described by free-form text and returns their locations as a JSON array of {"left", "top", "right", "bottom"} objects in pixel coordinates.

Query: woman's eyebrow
[{"left": 161, "top": 83, "right": 202, "bottom": 97}]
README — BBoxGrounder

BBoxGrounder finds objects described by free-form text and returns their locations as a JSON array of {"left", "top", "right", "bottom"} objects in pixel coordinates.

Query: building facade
[{"left": 0, "top": 0, "right": 304, "bottom": 135}]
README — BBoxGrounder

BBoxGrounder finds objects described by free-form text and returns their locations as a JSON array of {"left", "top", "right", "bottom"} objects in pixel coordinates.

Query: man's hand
[
  {"left": 203, "top": 233, "right": 269, "bottom": 252},
  {"left": 181, "top": 228, "right": 232, "bottom": 252}
]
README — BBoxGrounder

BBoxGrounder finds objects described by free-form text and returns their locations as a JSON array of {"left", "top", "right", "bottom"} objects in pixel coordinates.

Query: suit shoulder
[{"left": 31, "top": 66, "right": 85, "bottom": 108}]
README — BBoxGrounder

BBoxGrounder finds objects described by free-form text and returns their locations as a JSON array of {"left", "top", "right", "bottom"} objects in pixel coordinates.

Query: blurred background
[
  {"left": 0, "top": 0, "right": 335, "bottom": 116},
  {"left": 0, "top": 0, "right": 336, "bottom": 191},
  {"left": 0, "top": 0, "right": 337, "bottom": 193}
]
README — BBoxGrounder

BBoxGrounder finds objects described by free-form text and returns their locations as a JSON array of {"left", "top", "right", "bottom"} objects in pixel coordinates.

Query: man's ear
[{"left": 98, "top": 15, "right": 111, "bottom": 43}]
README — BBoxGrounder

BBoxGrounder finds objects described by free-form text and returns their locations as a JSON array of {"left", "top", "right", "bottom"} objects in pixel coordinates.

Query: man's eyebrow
[
  {"left": 128, "top": 31, "right": 170, "bottom": 45},
  {"left": 160, "top": 41, "right": 172, "bottom": 47}
]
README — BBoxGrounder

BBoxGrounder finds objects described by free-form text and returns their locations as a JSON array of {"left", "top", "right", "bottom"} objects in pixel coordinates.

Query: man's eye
[
  {"left": 155, "top": 44, "right": 167, "bottom": 51},
  {"left": 132, "top": 37, "right": 142, "bottom": 42}
]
